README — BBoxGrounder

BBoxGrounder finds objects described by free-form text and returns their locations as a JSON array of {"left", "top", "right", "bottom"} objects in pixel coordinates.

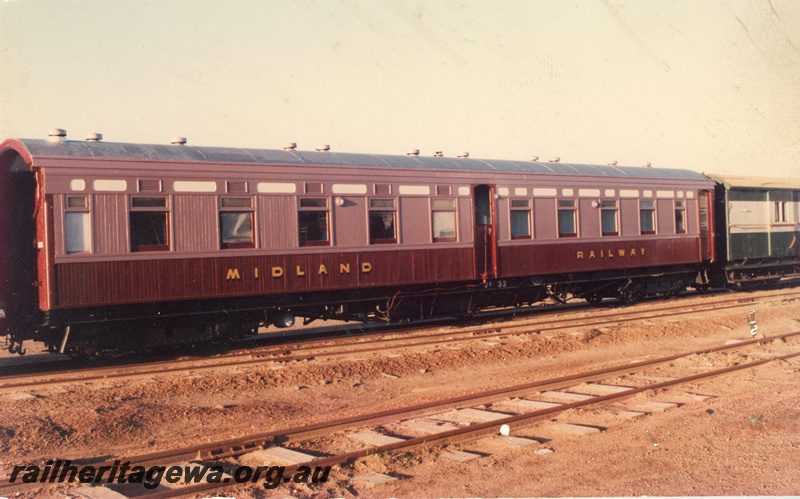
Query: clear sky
[{"left": 1, "top": 0, "right": 798, "bottom": 177}]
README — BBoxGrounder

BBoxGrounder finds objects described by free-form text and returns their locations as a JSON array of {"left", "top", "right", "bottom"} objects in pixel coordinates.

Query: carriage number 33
[{"left": 484, "top": 280, "right": 508, "bottom": 288}]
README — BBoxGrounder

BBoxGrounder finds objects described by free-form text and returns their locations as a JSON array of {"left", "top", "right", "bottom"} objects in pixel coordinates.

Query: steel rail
[
  {"left": 0, "top": 292, "right": 779, "bottom": 393},
  {"left": 0, "top": 331, "right": 800, "bottom": 497},
  {"left": 140, "top": 344, "right": 800, "bottom": 498},
  {"left": 2, "top": 331, "right": 794, "bottom": 497}
]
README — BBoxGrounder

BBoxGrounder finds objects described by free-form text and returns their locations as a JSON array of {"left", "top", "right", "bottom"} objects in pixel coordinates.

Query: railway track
[
  {"left": 3, "top": 330, "right": 797, "bottom": 497},
  {"left": 1, "top": 290, "right": 796, "bottom": 394}
]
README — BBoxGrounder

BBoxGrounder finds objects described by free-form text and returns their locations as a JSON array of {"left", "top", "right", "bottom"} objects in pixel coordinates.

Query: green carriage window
[{"left": 640, "top": 200, "right": 656, "bottom": 234}]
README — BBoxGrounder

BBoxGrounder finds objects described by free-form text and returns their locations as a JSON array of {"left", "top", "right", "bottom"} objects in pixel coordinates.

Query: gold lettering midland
[{"left": 229, "top": 262, "right": 373, "bottom": 281}]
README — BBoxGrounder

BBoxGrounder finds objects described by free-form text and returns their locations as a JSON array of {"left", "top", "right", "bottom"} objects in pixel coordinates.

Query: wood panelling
[
  {"left": 258, "top": 195, "right": 296, "bottom": 250},
  {"left": 173, "top": 194, "right": 217, "bottom": 252},
  {"left": 332, "top": 197, "right": 367, "bottom": 248},
  {"left": 499, "top": 237, "right": 701, "bottom": 278},
  {"left": 458, "top": 197, "right": 474, "bottom": 244},
  {"left": 533, "top": 198, "right": 556, "bottom": 239},
  {"left": 53, "top": 194, "right": 66, "bottom": 258},
  {"left": 54, "top": 247, "right": 476, "bottom": 308},
  {"left": 579, "top": 198, "right": 601, "bottom": 238},
  {"left": 399, "top": 197, "right": 430, "bottom": 244},
  {"left": 92, "top": 194, "right": 128, "bottom": 254},
  {"left": 54, "top": 235, "right": 703, "bottom": 308},
  {"left": 687, "top": 198, "right": 698, "bottom": 234},
  {"left": 620, "top": 198, "right": 639, "bottom": 236},
  {"left": 657, "top": 199, "right": 675, "bottom": 234}
]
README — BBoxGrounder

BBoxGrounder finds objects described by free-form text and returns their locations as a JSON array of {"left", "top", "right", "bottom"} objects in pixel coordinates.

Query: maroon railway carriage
[{"left": 0, "top": 131, "right": 716, "bottom": 354}]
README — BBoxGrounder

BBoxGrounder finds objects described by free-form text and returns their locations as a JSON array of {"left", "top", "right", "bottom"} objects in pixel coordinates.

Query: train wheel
[
  {"left": 207, "top": 321, "right": 237, "bottom": 341},
  {"left": 584, "top": 293, "right": 603, "bottom": 305},
  {"left": 617, "top": 284, "right": 642, "bottom": 304},
  {"left": 693, "top": 284, "right": 710, "bottom": 294},
  {"left": 64, "top": 343, "right": 97, "bottom": 360}
]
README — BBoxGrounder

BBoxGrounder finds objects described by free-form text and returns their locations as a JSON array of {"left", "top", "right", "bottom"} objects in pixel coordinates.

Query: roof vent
[
  {"left": 47, "top": 128, "right": 67, "bottom": 143},
  {"left": 283, "top": 142, "right": 297, "bottom": 150},
  {"left": 316, "top": 144, "right": 330, "bottom": 152},
  {"left": 457, "top": 152, "right": 469, "bottom": 158},
  {"left": 171, "top": 137, "right": 187, "bottom": 145},
  {"left": 528, "top": 155, "right": 539, "bottom": 162},
  {"left": 642, "top": 162, "right": 652, "bottom": 168},
  {"left": 434, "top": 151, "right": 444, "bottom": 157},
  {"left": 407, "top": 149, "right": 420, "bottom": 156},
  {"left": 549, "top": 157, "right": 560, "bottom": 163},
  {"left": 607, "top": 160, "right": 618, "bottom": 166},
  {"left": 86, "top": 133, "right": 103, "bottom": 141}
]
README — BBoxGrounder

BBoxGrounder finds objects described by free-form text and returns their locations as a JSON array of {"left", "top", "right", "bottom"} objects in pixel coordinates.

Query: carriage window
[
  {"left": 769, "top": 191, "right": 790, "bottom": 223},
  {"left": 220, "top": 197, "right": 254, "bottom": 249},
  {"left": 432, "top": 199, "right": 456, "bottom": 242},
  {"left": 510, "top": 199, "right": 531, "bottom": 239},
  {"left": 67, "top": 196, "right": 87, "bottom": 208},
  {"left": 132, "top": 197, "right": 167, "bottom": 208},
  {"left": 65, "top": 196, "right": 91, "bottom": 254},
  {"left": 369, "top": 199, "right": 397, "bottom": 244},
  {"left": 675, "top": 200, "right": 686, "bottom": 233},
  {"left": 774, "top": 201, "right": 787, "bottom": 222},
  {"left": 640, "top": 200, "right": 656, "bottom": 234},
  {"left": 130, "top": 197, "right": 169, "bottom": 252},
  {"left": 558, "top": 199, "right": 577, "bottom": 238},
  {"left": 601, "top": 200, "right": 619, "bottom": 236},
  {"left": 299, "top": 198, "right": 330, "bottom": 246},
  {"left": 300, "top": 198, "right": 327, "bottom": 208}
]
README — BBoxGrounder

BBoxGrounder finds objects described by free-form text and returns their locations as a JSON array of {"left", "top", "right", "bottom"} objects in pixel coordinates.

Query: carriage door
[
  {"left": 699, "top": 190, "right": 714, "bottom": 261},
  {"left": 474, "top": 185, "right": 498, "bottom": 280}
]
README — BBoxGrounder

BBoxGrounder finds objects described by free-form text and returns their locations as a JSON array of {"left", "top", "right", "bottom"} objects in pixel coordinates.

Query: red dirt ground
[{"left": 1, "top": 288, "right": 799, "bottom": 497}]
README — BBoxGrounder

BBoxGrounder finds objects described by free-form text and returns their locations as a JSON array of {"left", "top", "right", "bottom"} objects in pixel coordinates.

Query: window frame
[
  {"left": 557, "top": 199, "right": 578, "bottom": 238},
  {"left": 368, "top": 198, "right": 398, "bottom": 245},
  {"left": 219, "top": 196, "right": 256, "bottom": 250},
  {"left": 298, "top": 197, "right": 331, "bottom": 247},
  {"left": 64, "top": 195, "right": 91, "bottom": 254},
  {"left": 510, "top": 198, "right": 532, "bottom": 240},
  {"left": 675, "top": 200, "right": 687, "bottom": 234},
  {"left": 129, "top": 196, "right": 171, "bottom": 253},
  {"left": 600, "top": 199, "right": 619, "bottom": 236},
  {"left": 639, "top": 199, "right": 656, "bottom": 235},
  {"left": 431, "top": 198, "right": 457, "bottom": 243},
  {"left": 774, "top": 200, "right": 787, "bottom": 223}
]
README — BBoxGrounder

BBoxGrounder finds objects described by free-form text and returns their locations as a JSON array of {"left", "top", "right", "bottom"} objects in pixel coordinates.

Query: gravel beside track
[{"left": 1, "top": 286, "right": 799, "bottom": 497}]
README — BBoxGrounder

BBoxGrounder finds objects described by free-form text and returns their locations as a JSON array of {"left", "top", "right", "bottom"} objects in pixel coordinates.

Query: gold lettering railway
[
  {"left": 226, "top": 262, "right": 373, "bottom": 280},
  {"left": 576, "top": 248, "right": 646, "bottom": 260}
]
